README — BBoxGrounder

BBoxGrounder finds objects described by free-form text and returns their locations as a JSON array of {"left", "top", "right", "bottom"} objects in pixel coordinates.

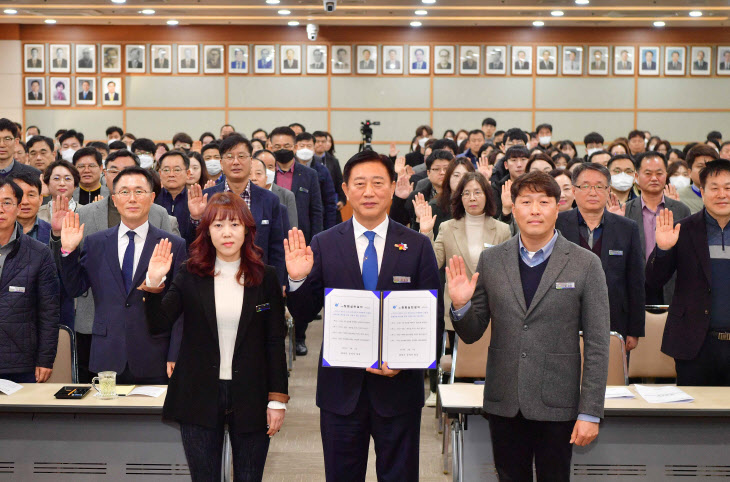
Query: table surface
[
  {"left": 438, "top": 384, "right": 730, "bottom": 417},
  {"left": 0, "top": 383, "right": 166, "bottom": 414}
]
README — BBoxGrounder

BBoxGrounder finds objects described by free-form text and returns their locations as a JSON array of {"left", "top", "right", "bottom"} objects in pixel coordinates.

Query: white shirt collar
[
  {"left": 352, "top": 215, "right": 389, "bottom": 241},
  {"left": 118, "top": 220, "right": 150, "bottom": 241}
]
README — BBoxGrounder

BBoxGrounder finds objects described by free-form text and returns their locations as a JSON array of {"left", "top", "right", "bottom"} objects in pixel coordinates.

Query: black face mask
[{"left": 274, "top": 149, "right": 295, "bottom": 164}]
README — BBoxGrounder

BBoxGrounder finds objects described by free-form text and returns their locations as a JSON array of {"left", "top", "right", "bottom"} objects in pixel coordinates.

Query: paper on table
[
  {"left": 634, "top": 384, "right": 694, "bottom": 403},
  {"left": 605, "top": 386, "right": 635, "bottom": 399},
  {"left": 126, "top": 386, "right": 167, "bottom": 398},
  {"left": 116, "top": 385, "right": 136, "bottom": 396},
  {"left": 0, "top": 379, "right": 23, "bottom": 395}
]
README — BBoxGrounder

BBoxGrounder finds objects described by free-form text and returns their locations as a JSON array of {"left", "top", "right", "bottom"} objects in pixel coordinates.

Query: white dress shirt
[{"left": 118, "top": 220, "right": 149, "bottom": 280}]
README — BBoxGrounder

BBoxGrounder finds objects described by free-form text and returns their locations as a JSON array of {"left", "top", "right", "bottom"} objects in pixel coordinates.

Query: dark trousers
[
  {"left": 295, "top": 317, "right": 308, "bottom": 342},
  {"left": 0, "top": 372, "right": 36, "bottom": 383},
  {"left": 180, "top": 380, "right": 270, "bottom": 482},
  {"left": 320, "top": 386, "right": 421, "bottom": 482},
  {"left": 116, "top": 363, "right": 169, "bottom": 385},
  {"left": 488, "top": 412, "right": 574, "bottom": 482},
  {"left": 675, "top": 333, "right": 730, "bottom": 386},
  {"left": 75, "top": 332, "right": 95, "bottom": 383}
]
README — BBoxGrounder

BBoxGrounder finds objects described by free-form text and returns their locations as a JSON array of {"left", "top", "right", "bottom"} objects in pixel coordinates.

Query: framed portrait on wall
[
  {"left": 25, "top": 77, "right": 45, "bottom": 105},
  {"left": 77, "top": 77, "right": 95, "bottom": 105},
  {"left": 150, "top": 45, "right": 172, "bottom": 73},
  {"left": 459, "top": 46, "right": 480, "bottom": 75},
  {"left": 690, "top": 46, "right": 711, "bottom": 76},
  {"left": 307, "top": 45, "right": 327, "bottom": 74},
  {"left": 49, "top": 44, "right": 71, "bottom": 73},
  {"left": 24, "top": 44, "right": 44, "bottom": 73},
  {"left": 280, "top": 45, "right": 301, "bottom": 74},
  {"left": 382, "top": 45, "right": 403, "bottom": 75},
  {"left": 50, "top": 77, "right": 71, "bottom": 106},
  {"left": 254, "top": 45, "right": 275, "bottom": 74},
  {"left": 486, "top": 46, "right": 507, "bottom": 74},
  {"left": 101, "top": 77, "right": 122, "bottom": 106},
  {"left": 638, "top": 46, "right": 660, "bottom": 76},
  {"left": 178, "top": 45, "right": 199, "bottom": 73},
  {"left": 536, "top": 46, "right": 558, "bottom": 75},
  {"left": 125, "top": 45, "right": 146, "bottom": 73},
  {"left": 409, "top": 45, "right": 430, "bottom": 74},
  {"left": 204, "top": 45, "right": 225, "bottom": 74},
  {"left": 434, "top": 46, "right": 454, "bottom": 74},
  {"left": 588, "top": 46, "right": 609, "bottom": 75},
  {"left": 331, "top": 45, "right": 351, "bottom": 74},
  {"left": 562, "top": 46, "right": 583, "bottom": 75},
  {"left": 356, "top": 45, "right": 377, "bottom": 74},
  {"left": 718, "top": 47, "right": 730, "bottom": 75},
  {"left": 664, "top": 46, "right": 685, "bottom": 76},
  {"left": 101, "top": 44, "right": 121, "bottom": 73},
  {"left": 75, "top": 44, "right": 96, "bottom": 73},
  {"left": 614, "top": 46, "right": 635, "bottom": 76},
  {"left": 229, "top": 45, "right": 249, "bottom": 73},
  {"left": 511, "top": 46, "right": 532, "bottom": 75}
]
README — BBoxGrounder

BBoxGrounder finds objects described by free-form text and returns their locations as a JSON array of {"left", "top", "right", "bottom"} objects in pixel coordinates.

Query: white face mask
[
  {"left": 669, "top": 176, "right": 691, "bottom": 190},
  {"left": 60, "top": 149, "right": 76, "bottom": 163},
  {"left": 611, "top": 172, "right": 635, "bottom": 192},
  {"left": 586, "top": 147, "right": 601, "bottom": 157},
  {"left": 205, "top": 159, "right": 222, "bottom": 176},
  {"left": 418, "top": 137, "right": 428, "bottom": 149},
  {"left": 25, "top": 134, "right": 34, "bottom": 143},
  {"left": 539, "top": 136, "right": 552, "bottom": 146},
  {"left": 138, "top": 154, "right": 154, "bottom": 169},
  {"left": 557, "top": 165, "right": 566, "bottom": 170},
  {"left": 266, "top": 168, "right": 276, "bottom": 185},
  {"left": 107, "top": 138, "right": 116, "bottom": 145},
  {"left": 297, "top": 148, "right": 314, "bottom": 161}
]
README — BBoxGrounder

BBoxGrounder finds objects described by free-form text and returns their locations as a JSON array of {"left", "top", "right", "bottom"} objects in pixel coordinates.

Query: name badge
[
  {"left": 261, "top": 219, "right": 270, "bottom": 225},
  {"left": 299, "top": 187, "right": 309, "bottom": 193},
  {"left": 9, "top": 286, "right": 25, "bottom": 293},
  {"left": 393, "top": 276, "right": 411, "bottom": 284},
  {"left": 256, "top": 303, "right": 270, "bottom": 312},
  {"left": 609, "top": 250, "right": 623, "bottom": 256},
  {"left": 555, "top": 282, "right": 575, "bottom": 290}
]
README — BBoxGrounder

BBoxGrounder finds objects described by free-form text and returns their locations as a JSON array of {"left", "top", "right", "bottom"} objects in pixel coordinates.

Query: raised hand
[
  {"left": 655, "top": 209, "right": 681, "bottom": 251},
  {"left": 203, "top": 179, "right": 217, "bottom": 190},
  {"left": 51, "top": 195, "right": 71, "bottom": 236},
  {"left": 412, "top": 192, "right": 428, "bottom": 222},
  {"left": 501, "top": 180, "right": 513, "bottom": 215},
  {"left": 188, "top": 183, "right": 209, "bottom": 220},
  {"left": 394, "top": 172, "right": 414, "bottom": 200},
  {"left": 477, "top": 158, "right": 493, "bottom": 179},
  {"left": 147, "top": 239, "right": 174, "bottom": 287},
  {"left": 284, "top": 228, "right": 314, "bottom": 281},
  {"left": 445, "top": 255, "right": 479, "bottom": 310},
  {"left": 39, "top": 173, "right": 50, "bottom": 197},
  {"left": 404, "top": 165, "right": 415, "bottom": 179},
  {"left": 606, "top": 192, "right": 625, "bottom": 216},
  {"left": 92, "top": 195, "right": 104, "bottom": 203},
  {"left": 389, "top": 142, "right": 400, "bottom": 158},
  {"left": 663, "top": 183, "right": 680, "bottom": 201},
  {"left": 191, "top": 140, "right": 202, "bottom": 153},
  {"left": 418, "top": 203, "right": 437, "bottom": 234},
  {"left": 394, "top": 156, "right": 407, "bottom": 176},
  {"left": 61, "top": 211, "right": 84, "bottom": 253}
]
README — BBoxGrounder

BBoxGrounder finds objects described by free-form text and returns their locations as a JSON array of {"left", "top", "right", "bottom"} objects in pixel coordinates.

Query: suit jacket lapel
[
  {"left": 249, "top": 187, "right": 264, "bottom": 224},
  {"left": 627, "top": 201, "right": 646, "bottom": 251},
  {"left": 196, "top": 275, "right": 220, "bottom": 342},
  {"left": 501, "top": 239, "right": 527, "bottom": 314},
  {"left": 598, "top": 211, "right": 613, "bottom": 271},
  {"left": 557, "top": 209, "right": 581, "bottom": 245},
  {"left": 339, "top": 220, "right": 365, "bottom": 289},
  {"left": 233, "top": 282, "right": 258, "bottom": 353},
  {"left": 525, "top": 236, "right": 570, "bottom": 318},
  {"left": 103, "top": 227, "right": 126, "bottom": 295},
  {"left": 689, "top": 213, "right": 712, "bottom": 285}
]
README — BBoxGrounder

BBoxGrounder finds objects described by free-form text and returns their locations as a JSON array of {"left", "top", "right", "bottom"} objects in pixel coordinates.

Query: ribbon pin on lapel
[{"left": 395, "top": 243, "right": 408, "bottom": 251}]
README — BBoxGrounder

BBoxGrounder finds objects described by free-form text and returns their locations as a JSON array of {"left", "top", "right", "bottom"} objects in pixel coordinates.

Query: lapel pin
[{"left": 395, "top": 243, "right": 408, "bottom": 251}]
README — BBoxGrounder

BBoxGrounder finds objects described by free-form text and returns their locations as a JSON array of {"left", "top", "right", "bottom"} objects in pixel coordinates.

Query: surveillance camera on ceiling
[
  {"left": 306, "top": 24, "right": 319, "bottom": 41},
  {"left": 323, "top": 1, "right": 336, "bottom": 13}
]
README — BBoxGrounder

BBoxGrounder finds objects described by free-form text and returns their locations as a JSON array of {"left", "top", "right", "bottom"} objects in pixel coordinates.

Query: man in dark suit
[
  {"left": 648, "top": 159, "right": 730, "bottom": 386},
  {"left": 230, "top": 48, "right": 247, "bottom": 70},
  {"left": 384, "top": 49, "right": 400, "bottom": 71},
  {"left": 257, "top": 49, "right": 273, "bottom": 69},
  {"left": 309, "top": 49, "right": 325, "bottom": 70},
  {"left": 462, "top": 49, "right": 478, "bottom": 70},
  {"left": 78, "top": 80, "right": 93, "bottom": 101},
  {"left": 514, "top": 50, "right": 529, "bottom": 70},
  {"left": 77, "top": 48, "right": 93, "bottom": 69},
  {"left": 27, "top": 80, "right": 42, "bottom": 101},
  {"left": 617, "top": 50, "right": 632, "bottom": 71},
  {"left": 720, "top": 50, "right": 730, "bottom": 71},
  {"left": 489, "top": 50, "right": 504, "bottom": 70},
  {"left": 693, "top": 50, "right": 709, "bottom": 71},
  {"left": 390, "top": 150, "right": 451, "bottom": 228},
  {"left": 591, "top": 49, "right": 607, "bottom": 70},
  {"left": 449, "top": 171, "right": 609, "bottom": 480},
  {"left": 294, "top": 132, "right": 337, "bottom": 230},
  {"left": 286, "top": 150, "right": 441, "bottom": 481},
  {"left": 313, "top": 131, "right": 346, "bottom": 223},
  {"left": 180, "top": 48, "right": 196, "bottom": 69},
  {"left": 59, "top": 166, "right": 187, "bottom": 385},
  {"left": 411, "top": 48, "right": 427, "bottom": 70},
  {"left": 127, "top": 48, "right": 142, "bottom": 69},
  {"left": 0, "top": 119, "right": 41, "bottom": 178},
  {"left": 26, "top": 48, "right": 42, "bottom": 69},
  {"left": 104, "top": 81, "right": 119, "bottom": 102},
  {"left": 667, "top": 50, "right": 682, "bottom": 71},
  {"left": 539, "top": 49, "right": 554, "bottom": 70},
  {"left": 283, "top": 49, "right": 298, "bottom": 70},
  {"left": 52, "top": 48, "right": 68, "bottom": 69},
  {"left": 436, "top": 48, "right": 452, "bottom": 70},
  {"left": 556, "top": 163, "right": 645, "bottom": 347},
  {"left": 641, "top": 50, "right": 657, "bottom": 71},
  {"left": 154, "top": 51, "right": 170, "bottom": 69}
]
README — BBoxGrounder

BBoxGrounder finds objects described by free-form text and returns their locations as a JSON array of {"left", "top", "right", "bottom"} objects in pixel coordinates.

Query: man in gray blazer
[
  {"left": 50, "top": 150, "right": 179, "bottom": 382},
  {"left": 448, "top": 171, "right": 610, "bottom": 481}
]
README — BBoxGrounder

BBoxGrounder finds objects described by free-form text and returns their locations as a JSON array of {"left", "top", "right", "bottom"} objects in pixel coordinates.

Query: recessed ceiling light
[
  {"left": 415, "top": 10, "right": 428, "bottom": 15},
  {"left": 533, "top": 20, "right": 545, "bottom": 27},
  {"left": 653, "top": 21, "right": 666, "bottom": 27},
  {"left": 551, "top": 10, "right": 564, "bottom": 17},
  {"left": 167, "top": 19, "right": 179, "bottom": 25},
  {"left": 111, "top": 0, "right": 126, "bottom": 4},
  {"left": 410, "top": 21, "right": 422, "bottom": 27},
  {"left": 278, "top": 9, "right": 291, "bottom": 15},
  {"left": 288, "top": 20, "right": 299, "bottom": 26},
  {"left": 44, "top": 19, "right": 57, "bottom": 24},
  {"left": 575, "top": 0, "right": 589, "bottom": 4},
  {"left": 422, "top": 0, "right": 436, "bottom": 3},
  {"left": 265, "top": 0, "right": 280, "bottom": 4},
  {"left": 3, "top": 8, "right": 17, "bottom": 14},
  {"left": 140, "top": 9, "right": 155, "bottom": 15},
  {"left": 689, "top": 11, "right": 702, "bottom": 17}
]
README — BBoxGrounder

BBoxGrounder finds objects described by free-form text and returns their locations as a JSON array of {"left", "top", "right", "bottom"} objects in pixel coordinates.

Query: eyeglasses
[
  {"left": 271, "top": 144, "right": 293, "bottom": 151},
  {"left": 51, "top": 176, "right": 74, "bottom": 183},
  {"left": 160, "top": 167, "right": 185, "bottom": 175},
  {"left": 115, "top": 189, "right": 150, "bottom": 199},
  {"left": 76, "top": 163, "right": 100, "bottom": 171},
  {"left": 105, "top": 168, "right": 120, "bottom": 175},
  {"left": 0, "top": 200, "right": 17, "bottom": 209},
  {"left": 574, "top": 184, "right": 610, "bottom": 193},
  {"left": 175, "top": 143, "right": 191, "bottom": 150},
  {"left": 223, "top": 153, "right": 251, "bottom": 162},
  {"left": 462, "top": 190, "right": 485, "bottom": 198},
  {"left": 0, "top": 136, "right": 16, "bottom": 145},
  {"left": 429, "top": 167, "right": 449, "bottom": 174}
]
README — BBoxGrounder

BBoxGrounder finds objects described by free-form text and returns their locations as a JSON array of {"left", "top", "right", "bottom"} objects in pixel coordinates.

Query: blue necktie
[
  {"left": 121, "top": 231, "right": 136, "bottom": 293},
  {"left": 362, "top": 231, "right": 378, "bottom": 291}
]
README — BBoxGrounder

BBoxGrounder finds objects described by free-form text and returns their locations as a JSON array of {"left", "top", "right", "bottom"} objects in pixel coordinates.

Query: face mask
[
  {"left": 205, "top": 159, "right": 222, "bottom": 176},
  {"left": 644, "top": 138, "right": 649, "bottom": 146},
  {"left": 266, "top": 169, "right": 276, "bottom": 185},
  {"left": 586, "top": 147, "right": 601, "bottom": 157},
  {"left": 669, "top": 176, "right": 691, "bottom": 190},
  {"left": 418, "top": 137, "right": 428, "bottom": 149},
  {"left": 138, "top": 154, "right": 154, "bottom": 169},
  {"left": 60, "top": 149, "right": 76, "bottom": 163},
  {"left": 539, "top": 136, "right": 552, "bottom": 146},
  {"left": 611, "top": 172, "right": 635, "bottom": 192},
  {"left": 274, "top": 149, "right": 295, "bottom": 165},
  {"left": 296, "top": 148, "right": 314, "bottom": 161},
  {"left": 25, "top": 135, "right": 34, "bottom": 143},
  {"left": 557, "top": 165, "right": 566, "bottom": 170},
  {"left": 107, "top": 138, "right": 116, "bottom": 145}
]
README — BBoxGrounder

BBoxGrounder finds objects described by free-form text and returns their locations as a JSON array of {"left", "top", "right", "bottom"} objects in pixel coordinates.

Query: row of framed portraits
[
  {"left": 25, "top": 77, "right": 122, "bottom": 106},
  {"left": 23, "top": 43, "right": 730, "bottom": 77}
]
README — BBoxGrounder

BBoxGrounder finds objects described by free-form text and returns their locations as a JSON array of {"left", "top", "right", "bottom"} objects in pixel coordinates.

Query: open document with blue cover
[{"left": 322, "top": 288, "right": 437, "bottom": 370}]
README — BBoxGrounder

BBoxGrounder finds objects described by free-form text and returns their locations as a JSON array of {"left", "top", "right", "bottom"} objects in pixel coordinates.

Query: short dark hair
[
  {"left": 59, "top": 129, "right": 84, "bottom": 146},
  {"left": 482, "top": 117, "right": 497, "bottom": 127},
  {"left": 668, "top": 149, "right": 685, "bottom": 161},
  {"left": 112, "top": 165, "right": 156, "bottom": 191},
  {"left": 108, "top": 140, "right": 127, "bottom": 150},
  {"left": 667, "top": 160, "right": 689, "bottom": 180},
  {"left": 26, "top": 135, "right": 54, "bottom": 152},
  {"left": 699, "top": 159, "right": 730, "bottom": 189},
  {"left": 88, "top": 141, "right": 110, "bottom": 154},
  {"left": 251, "top": 128, "right": 268, "bottom": 140},
  {"left": 199, "top": 131, "right": 215, "bottom": 142},
  {"left": 43, "top": 159, "right": 80, "bottom": 187},
  {"left": 54, "top": 129, "right": 67, "bottom": 139},
  {"left": 504, "top": 127, "right": 528, "bottom": 145},
  {"left": 588, "top": 150, "right": 611, "bottom": 163},
  {"left": 686, "top": 144, "right": 720, "bottom": 168},
  {"left": 636, "top": 151, "right": 668, "bottom": 170},
  {"left": 426, "top": 149, "right": 454, "bottom": 170},
  {"left": 105, "top": 126, "right": 123, "bottom": 137},
  {"left": 0, "top": 178, "right": 23, "bottom": 204},
  {"left": 312, "top": 130, "right": 327, "bottom": 140},
  {"left": 707, "top": 130, "right": 723, "bottom": 142},
  {"left": 72, "top": 146, "right": 103, "bottom": 166},
  {"left": 432, "top": 138, "right": 458, "bottom": 153},
  {"left": 526, "top": 155, "right": 556, "bottom": 172},
  {"left": 26, "top": 125, "right": 40, "bottom": 134},
  {"left": 201, "top": 142, "right": 220, "bottom": 156},
  {"left": 295, "top": 132, "right": 315, "bottom": 144},
  {"left": 288, "top": 123, "right": 306, "bottom": 132},
  {"left": 105, "top": 149, "right": 140, "bottom": 168},
  {"left": 504, "top": 145, "right": 530, "bottom": 161},
  {"left": 158, "top": 150, "right": 190, "bottom": 169},
  {"left": 218, "top": 134, "right": 252, "bottom": 155},
  {"left": 0, "top": 118, "right": 20, "bottom": 138},
  {"left": 342, "top": 150, "right": 396, "bottom": 184},
  {"left": 583, "top": 132, "right": 604, "bottom": 145},
  {"left": 451, "top": 172, "right": 497, "bottom": 219},
  {"left": 270, "top": 126, "right": 297, "bottom": 143},
  {"left": 131, "top": 138, "right": 157, "bottom": 154},
  {"left": 172, "top": 132, "right": 193, "bottom": 146},
  {"left": 707, "top": 139, "right": 721, "bottom": 150},
  {"left": 536, "top": 123, "right": 553, "bottom": 133},
  {"left": 7, "top": 170, "right": 42, "bottom": 194},
  {"left": 628, "top": 130, "right": 645, "bottom": 141},
  {"left": 468, "top": 129, "right": 485, "bottom": 139},
  {"left": 607, "top": 154, "right": 635, "bottom": 170},
  {"left": 571, "top": 162, "right": 610, "bottom": 185},
  {"left": 122, "top": 132, "right": 136, "bottom": 141},
  {"left": 510, "top": 171, "right": 561, "bottom": 204}
]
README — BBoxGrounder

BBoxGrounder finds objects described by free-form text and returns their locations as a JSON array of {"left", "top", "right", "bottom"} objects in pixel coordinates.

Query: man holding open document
[{"left": 285, "top": 150, "right": 441, "bottom": 481}]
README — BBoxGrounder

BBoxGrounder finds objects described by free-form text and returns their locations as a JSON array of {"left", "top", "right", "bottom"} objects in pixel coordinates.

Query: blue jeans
[
  {"left": 180, "top": 380, "right": 270, "bottom": 481},
  {"left": 0, "top": 372, "right": 36, "bottom": 383}
]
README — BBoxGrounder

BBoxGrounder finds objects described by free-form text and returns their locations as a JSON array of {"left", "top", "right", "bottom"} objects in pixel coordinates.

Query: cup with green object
[{"left": 91, "top": 371, "right": 117, "bottom": 399}]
